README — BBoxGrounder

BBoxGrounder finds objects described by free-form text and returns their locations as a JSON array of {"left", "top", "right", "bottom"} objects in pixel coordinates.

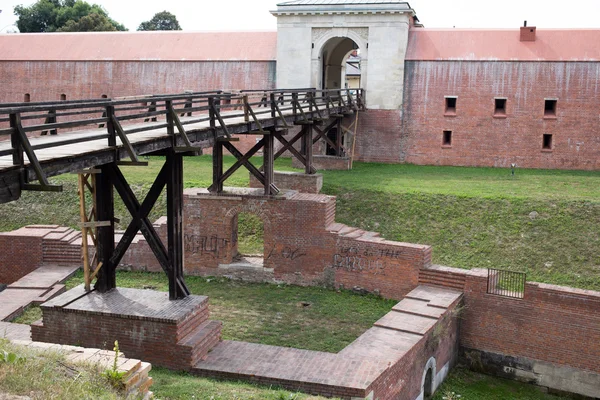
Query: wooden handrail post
[
  {"left": 105, "top": 105, "right": 116, "bottom": 147},
  {"left": 270, "top": 93, "right": 276, "bottom": 119},
  {"left": 208, "top": 97, "right": 216, "bottom": 139},
  {"left": 244, "top": 95, "right": 250, "bottom": 122},
  {"left": 292, "top": 92, "right": 298, "bottom": 121},
  {"left": 9, "top": 112, "right": 24, "bottom": 167},
  {"left": 166, "top": 100, "right": 175, "bottom": 136}
]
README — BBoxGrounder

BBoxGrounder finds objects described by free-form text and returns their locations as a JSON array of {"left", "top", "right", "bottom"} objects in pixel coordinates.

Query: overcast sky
[{"left": 2, "top": 0, "right": 600, "bottom": 33}]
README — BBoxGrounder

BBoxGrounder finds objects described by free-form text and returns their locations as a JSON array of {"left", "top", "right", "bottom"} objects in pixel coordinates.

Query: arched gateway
[{"left": 272, "top": 0, "right": 418, "bottom": 109}]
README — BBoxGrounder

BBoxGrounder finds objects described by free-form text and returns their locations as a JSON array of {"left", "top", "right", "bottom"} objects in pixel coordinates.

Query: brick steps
[
  {"left": 419, "top": 269, "right": 466, "bottom": 291},
  {"left": 41, "top": 228, "right": 82, "bottom": 266},
  {"left": 180, "top": 320, "right": 223, "bottom": 365}
]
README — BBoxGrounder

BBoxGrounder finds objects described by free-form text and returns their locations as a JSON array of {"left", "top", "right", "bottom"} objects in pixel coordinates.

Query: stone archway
[
  {"left": 420, "top": 357, "right": 437, "bottom": 400},
  {"left": 311, "top": 28, "right": 369, "bottom": 91},
  {"left": 273, "top": 1, "right": 416, "bottom": 109}
]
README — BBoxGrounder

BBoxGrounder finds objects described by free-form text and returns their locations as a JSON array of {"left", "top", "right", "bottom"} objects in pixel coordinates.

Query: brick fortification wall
[
  {"left": 401, "top": 61, "right": 600, "bottom": 170},
  {"left": 0, "top": 61, "right": 276, "bottom": 103},
  {"left": 419, "top": 266, "right": 600, "bottom": 398},
  {"left": 0, "top": 225, "right": 80, "bottom": 284},
  {"left": 184, "top": 188, "right": 431, "bottom": 300}
]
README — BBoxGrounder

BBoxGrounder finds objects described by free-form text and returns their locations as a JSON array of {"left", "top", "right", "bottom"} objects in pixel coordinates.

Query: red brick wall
[
  {"left": 352, "top": 110, "right": 404, "bottom": 163},
  {"left": 0, "top": 233, "right": 42, "bottom": 284},
  {"left": 401, "top": 61, "right": 600, "bottom": 170},
  {"left": 183, "top": 189, "right": 431, "bottom": 299},
  {"left": 461, "top": 276, "right": 600, "bottom": 375},
  {"left": 0, "top": 226, "right": 53, "bottom": 284},
  {"left": 418, "top": 265, "right": 600, "bottom": 392},
  {"left": 368, "top": 300, "right": 461, "bottom": 399},
  {"left": 0, "top": 61, "right": 276, "bottom": 103}
]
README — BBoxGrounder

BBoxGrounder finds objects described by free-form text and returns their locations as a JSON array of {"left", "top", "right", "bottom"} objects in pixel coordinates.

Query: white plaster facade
[{"left": 272, "top": 1, "right": 416, "bottom": 110}]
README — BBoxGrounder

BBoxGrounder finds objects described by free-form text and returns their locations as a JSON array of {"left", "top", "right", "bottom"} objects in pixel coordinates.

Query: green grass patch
[
  {"left": 433, "top": 367, "right": 568, "bottom": 400},
  {"left": 0, "top": 340, "right": 123, "bottom": 399},
  {"left": 0, "top": 157, "right": 598, "bottom": 290},
  {"left": 151, "top": 368, "right": 330, "bottom": 400},
  {"left": 66, "top": 270, "right": 396, "bottom": 353}
]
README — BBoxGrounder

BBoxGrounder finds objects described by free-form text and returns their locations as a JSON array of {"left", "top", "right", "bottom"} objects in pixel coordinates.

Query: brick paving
[
  {"left": 193, "top": 285, "right": 463, "bottom": 398},
  {"left": 0, "top": 265, "right": 78, "bottom": 322},
  {"left": 43, "top": 285, "right": 209, "bottom": 323}
]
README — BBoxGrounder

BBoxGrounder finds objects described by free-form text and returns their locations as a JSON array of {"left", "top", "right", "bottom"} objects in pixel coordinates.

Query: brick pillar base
[{"left": 32, "top": 285, "right": 221, "bottom": 371}]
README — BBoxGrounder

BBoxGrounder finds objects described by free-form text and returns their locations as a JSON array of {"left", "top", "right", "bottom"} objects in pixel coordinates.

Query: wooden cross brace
[{"left": 104, "top": 161, "right": 190, "bottom": 299}]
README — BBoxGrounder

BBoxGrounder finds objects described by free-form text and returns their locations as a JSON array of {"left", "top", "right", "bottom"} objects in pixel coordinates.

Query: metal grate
[{"left": 487, "top": 268, "right": 526, "bottom": 299}]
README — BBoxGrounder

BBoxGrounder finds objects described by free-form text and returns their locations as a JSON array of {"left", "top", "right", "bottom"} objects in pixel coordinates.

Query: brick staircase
[
  {"left": 32, "top": 286, "right": 223, "bottom": 371},
  {"left": 419, "top": 266, "right": 467, "bottom": 291},
  {"left": 41, "top": 228, "right": 82, "bottom": 266}
]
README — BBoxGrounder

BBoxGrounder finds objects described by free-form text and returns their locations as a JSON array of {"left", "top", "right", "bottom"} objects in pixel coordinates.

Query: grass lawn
[
  {"left": 433, "top": 367, "right": 567, "bottom": 400},
  {"left": 0, "top": 339, "right": 122, "bottom": 399},
  {"left": 1, "top": 156, "right": 595, "bottom": 398},
  {"left": 1, "top": 156, "right": 598, "bottom": 290}
]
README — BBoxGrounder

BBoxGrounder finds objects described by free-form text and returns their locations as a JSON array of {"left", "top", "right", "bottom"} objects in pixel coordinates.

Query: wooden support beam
[
  {"left": 166, "top": 149, "right": 190, "bottom": 299},
  {"left": 302, "top": 125, "right": 314, "bottom": 175},
  {"left": 263, "top": 131, "right": 275, "bottom": 196},
  {"left": 94, "top": 164, "right": 116, "bottom": 293},
  {"left": 210, "top": 141, "right": 224, "bottom": 193}
]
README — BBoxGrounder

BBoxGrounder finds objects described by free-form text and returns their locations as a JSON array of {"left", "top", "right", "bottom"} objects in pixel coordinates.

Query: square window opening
[
  {"left": 542, "top": 134, "right": 553, "bottom": 150},
  {"left": 544, "top": 99, "right": 557, "bottom": 117},
  {"left": 494, "top": 98, "right": 507, "bottom": 114},
  {"left": 445, "top": 97, "right": 457, "bottom": 114},
  {"left": 443, "top": 130, "right": 452, "bottom": 146}
]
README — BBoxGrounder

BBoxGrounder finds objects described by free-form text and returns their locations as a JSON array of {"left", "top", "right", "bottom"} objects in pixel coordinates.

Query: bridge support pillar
[{"left": 94, "top": 164, "right": 116, "bottom": 293}]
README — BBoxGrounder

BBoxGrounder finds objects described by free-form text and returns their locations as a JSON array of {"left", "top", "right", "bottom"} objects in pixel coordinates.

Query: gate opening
[{"left": 230, "top": 212, "right": 265, "bottom": 268}]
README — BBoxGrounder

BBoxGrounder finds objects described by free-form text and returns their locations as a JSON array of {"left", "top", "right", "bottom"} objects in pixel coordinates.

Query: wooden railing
[{"left": 0, "top": 88, "right": 365, "bottom": 191}]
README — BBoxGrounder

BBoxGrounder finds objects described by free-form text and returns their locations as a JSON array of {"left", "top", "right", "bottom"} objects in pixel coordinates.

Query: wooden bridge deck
[{"left": 0, "top": 89, "right": 363, "bottom": 203}]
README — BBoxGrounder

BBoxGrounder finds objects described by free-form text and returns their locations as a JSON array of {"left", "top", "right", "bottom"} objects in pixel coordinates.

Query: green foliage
[
  {"left": 0, "top": 341, "right": 122, "bottom": 399},
  {"left": 237, "top": 212, "right": 264, "bottom": 255},
  {"left": 101, "top": 341, "right": 125, "bottom": 389},
  {"left": 0, "top": 350, "right": 26, "bottom": 364},
  {"left": 137, "top": 11, "right": 182, "bottom": 31},
  {"left": 14, "top": 0, "right": 126, "bottom": 32}
]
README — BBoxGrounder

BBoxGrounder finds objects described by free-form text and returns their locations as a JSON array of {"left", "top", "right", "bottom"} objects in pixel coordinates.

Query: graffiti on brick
[
  {"left": 332, "top": 253, "right": 386, "bottom": 275},
  {"left": 338, "top": 246, "right": 403, "bottom": 259},
  {"left": 185, "top": 234, "right": 230, "bottom": 258},
  {"left": 265, "top": 246, "right": 306, "bottom": 262},
  {"left": 331, "top": 246, "right": 403, "bottom": 275}
]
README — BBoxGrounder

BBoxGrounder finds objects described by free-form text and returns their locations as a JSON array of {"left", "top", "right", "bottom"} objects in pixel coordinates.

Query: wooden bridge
[{"left": 0, "top": 88, "right": 364, "bottom": 299}]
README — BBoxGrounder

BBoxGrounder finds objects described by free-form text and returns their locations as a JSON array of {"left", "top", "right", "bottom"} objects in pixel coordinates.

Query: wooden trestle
[{"left": 0, "top": 88, "right": 365, "bottom": 299}]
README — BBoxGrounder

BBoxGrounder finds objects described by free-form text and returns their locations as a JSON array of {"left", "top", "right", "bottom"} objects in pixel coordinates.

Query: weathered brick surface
[
  {"left": 0, "top": 61, "right": 276, "bottom": 103},
  {"left": 291, "top": 155, "right": 352, "bottom": 171},
  {"left": 401, "top": 61, "right": 600, "bottom": 170},
  {"left": 32, "top": 286, "right": 222, "bottom": 371},
  {"left": 193, "top": 286, "right": 463, "bottom": 399},
  {"left": 249, "top": 171, "right": 323, "bottom": 194},
  {"left": 419, "top": 265, "right": 600, "bottom": 376},
  {"left": 183, "top": 188, "right": 431, "bottom": 299}
]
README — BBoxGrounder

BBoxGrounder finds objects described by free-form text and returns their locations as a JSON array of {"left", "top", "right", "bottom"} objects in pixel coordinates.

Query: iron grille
[{"left": 487, "top": 268, "right": 526, "bottom": 299}]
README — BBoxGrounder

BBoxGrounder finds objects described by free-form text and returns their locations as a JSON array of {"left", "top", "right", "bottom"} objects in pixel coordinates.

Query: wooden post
[
  {"left": 94, "top": 164, "right": 115, "bottom": 293},
  {"left": 212, "top": 141, "right": 224, "bottom": 193},
  {"left": 336, "top": 118, "right": 343, "bottom": 156},
  {"left": 106, "top": 105, "right": 116, "bottom": 147},
  {"left": 302, "top": 125, "right": 314, "bottom": 175},
  {"left": 9, "top": 113, "right": 24, "bottom": 167},
  {"left": 78, "top": 174, "right": 90, "bottom": 291},
  {"left": 166, "top": 149, "right": 188, "bottom": 300},
  {"left": 263, "top": 131, "right": 274, "bottom": 195}
]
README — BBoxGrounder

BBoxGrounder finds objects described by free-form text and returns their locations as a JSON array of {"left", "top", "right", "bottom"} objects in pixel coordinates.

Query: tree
[
  {"left": 14, "top": 0, "right": 126, "bottom": 32},
  {"left": 137, "top": 11, "right": 181, "bottom": 31}
]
